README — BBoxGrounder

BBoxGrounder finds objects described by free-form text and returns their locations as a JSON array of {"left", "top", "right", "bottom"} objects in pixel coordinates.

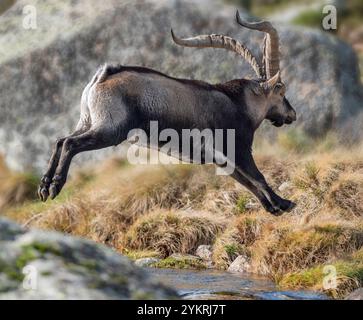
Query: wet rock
[
  {"left": 134, "top": 257, "right": 160, "bottom": 268},
  {"left": 0, "top": 218, "right": 177, "bottom": 299},
  {"left": 195, "top": 245, "right": 213, "bottom": 268},
  {"left": 195, "top": 245, "right": 212, "bottom": 261},
  {"left": 228, "top": 255, "right": 251, "bottom": 273},
  {"left": 346, "top": 288, "right": 363, "bottom": 300}
]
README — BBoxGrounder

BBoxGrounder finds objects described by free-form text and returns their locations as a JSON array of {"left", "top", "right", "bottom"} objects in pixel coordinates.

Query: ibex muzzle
[{"left": 39, "top": 11, "right": 297, "bottom": 215}]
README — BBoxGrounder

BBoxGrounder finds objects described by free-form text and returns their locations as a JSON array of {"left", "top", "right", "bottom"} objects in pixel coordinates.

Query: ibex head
[{"left": 171, "top": 10, "right": 296, "bottom": 127}]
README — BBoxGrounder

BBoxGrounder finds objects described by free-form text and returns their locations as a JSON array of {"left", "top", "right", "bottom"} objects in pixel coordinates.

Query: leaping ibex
[{"left": 38, "top": 11, "right": 296, "bottom": 215}]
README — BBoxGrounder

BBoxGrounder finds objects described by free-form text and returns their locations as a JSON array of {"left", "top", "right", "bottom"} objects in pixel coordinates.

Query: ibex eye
[{"left": 274, "top": 84, "right": 282, "bottom": 93}]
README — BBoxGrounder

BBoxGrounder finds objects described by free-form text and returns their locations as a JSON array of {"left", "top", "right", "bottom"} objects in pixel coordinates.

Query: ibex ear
[{"left": 261, "top": 71, "right": 281, "bottom": 92}]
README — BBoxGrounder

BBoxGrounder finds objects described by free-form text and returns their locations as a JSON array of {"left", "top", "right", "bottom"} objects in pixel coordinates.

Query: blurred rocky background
[{"left": 0, "top": 0, "right": 362, "bottom": 172}]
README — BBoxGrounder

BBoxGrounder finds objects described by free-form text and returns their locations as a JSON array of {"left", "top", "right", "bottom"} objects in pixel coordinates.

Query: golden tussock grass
[{"left": 124, "top": 210, "right": 226, "bottom": 257}]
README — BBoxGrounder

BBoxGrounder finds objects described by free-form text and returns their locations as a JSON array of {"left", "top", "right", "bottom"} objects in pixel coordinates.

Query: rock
[
  {"left": 134, "top": 257, "right": 160, "bottom": 268},
  {"left": 346, "top": 288, "right": 363, "bottom": 300},
  {"left": 228, "top": 255, "right": 251, "bottom": 273},
  {"left": 195, "top": 245, "right": 212, "bottom": 261},
  {"left": 245, "top": 199, "right": 260, "bottom": 210},
  {"left": 0, "top": 218, "right": 177, "bottom": 299},
  {"left": 0, "top": 0, "right": 362, "bottom": 172}
]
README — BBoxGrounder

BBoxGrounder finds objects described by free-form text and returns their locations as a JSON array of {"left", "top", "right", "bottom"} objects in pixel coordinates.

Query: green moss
[
  {"left": 0, "top": 245, "right": 41, "bottom": 283},
  {"left": 151, "top": 256, "right": 206, "bottom": 270},
  {"left": 79, "top": 259, "right": 99, "bottom": 271},
  {"left": 0, "top": 258, "right": 25, "bottom": 282},
  {"left": 30, "top": 242, "right": 61, "bottom": 256},
  {"left": 16, "top": 246, "right": 39, "bottom": 269},
  {"left": 132, "top": 291, "right": 156, "bottom": 300},
  {"left": 15, "top": 242, "right": 62, "bottom": 270}
]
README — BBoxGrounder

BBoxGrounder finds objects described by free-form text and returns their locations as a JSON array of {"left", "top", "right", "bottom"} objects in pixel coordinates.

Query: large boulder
[
  {"left": 0, "top": 0, "right": 362, "bottom": 172},
  {"left": 0, "top": 218, "right": 176, "bottom": 299}
]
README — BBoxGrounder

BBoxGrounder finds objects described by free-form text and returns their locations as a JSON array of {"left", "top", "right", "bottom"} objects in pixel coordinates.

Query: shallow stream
[{"left": 147, "top": 268, "right": 328, "bottom": 300}]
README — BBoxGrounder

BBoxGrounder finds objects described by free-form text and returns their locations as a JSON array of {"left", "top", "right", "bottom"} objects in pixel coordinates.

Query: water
[{"left": 146, "top": 268, "right": 329, "bottom": 300}]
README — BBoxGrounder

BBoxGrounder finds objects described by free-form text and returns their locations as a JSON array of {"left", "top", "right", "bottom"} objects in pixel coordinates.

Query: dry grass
[
  {"left": 124, "top": 210, "right": 225, "bottom": 257},
  {"left": 1, "top": 139, "right": 363, "bottom": 298},
  {"left": 0, "top": 157, "right": 38, "bottom": 211}
]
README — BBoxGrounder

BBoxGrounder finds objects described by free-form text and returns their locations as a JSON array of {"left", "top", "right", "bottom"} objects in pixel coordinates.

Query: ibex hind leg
[
  {"left": 47, "top": 125, "right": 125, "bottom": 200},
  {"left": 38, "top": 124, "right": 90, "bottom": 202}
]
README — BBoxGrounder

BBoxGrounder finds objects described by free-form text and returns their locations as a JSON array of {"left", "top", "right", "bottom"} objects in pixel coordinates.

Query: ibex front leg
[
  {"left": 230, "top": 170, "right": 281, "bottom": 214},
  {"left": 234, "top": 152, "right": 295, "bottom": 215}
]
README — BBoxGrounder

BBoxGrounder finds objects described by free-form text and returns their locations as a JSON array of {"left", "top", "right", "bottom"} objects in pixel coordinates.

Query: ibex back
[{"left": 38, "top": 11, "right": 297, "bottom": 215}]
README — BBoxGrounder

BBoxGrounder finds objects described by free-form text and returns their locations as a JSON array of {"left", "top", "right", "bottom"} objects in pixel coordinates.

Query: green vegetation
[
  {"left": 124, "top": 250, "right": 161, "bottom": 260},
  {"left": 277, "top": 129, "right": 314, "bottom": 153},
  {"left": 151, "top": 256, "right": 206, "bottom": 270},
  {"left": 236, "top": 194, "right": 250, "bottom": 213},
  {"left": 279, "top": 251, "right": 363, "bottom": 298},
  {"left": 292, "top": 9, "right": 324, "bottom": 28},
  {"left": 224, "top": 244, "right": 241, "bottom": 258}
]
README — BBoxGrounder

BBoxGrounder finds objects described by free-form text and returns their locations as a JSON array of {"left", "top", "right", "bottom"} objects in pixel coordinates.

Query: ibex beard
[{"left": 38, "top": 10, "right": 297, "bottom": 216}]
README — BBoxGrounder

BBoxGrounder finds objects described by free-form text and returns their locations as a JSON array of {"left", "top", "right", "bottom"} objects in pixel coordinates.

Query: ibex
[{"left": 38, "top": 11, "right": 296, "bottom": 215}]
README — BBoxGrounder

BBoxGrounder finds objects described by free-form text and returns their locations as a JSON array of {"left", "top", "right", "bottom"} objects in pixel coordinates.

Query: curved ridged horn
[
  {"left": 236, "top": 10, "right": 280, "bottom": 79},
  {"left": 171, "top": 29, "right": 262, "bottom": 78}
]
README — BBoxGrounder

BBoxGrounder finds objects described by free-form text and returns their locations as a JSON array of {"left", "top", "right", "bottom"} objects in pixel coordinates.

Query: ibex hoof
[
  {"left": 39, "top": 188, "right": 49, "bottom": 202},
  {"left": 269, "top": 207, "right": 284, "bottom": 216},
  {"left": 279, "top": 199, "right": 296, "bottom": 212},
  {"left": 268, "top": 199, "right": 296, "bottom": 216},
  {"left": 38, "top": 176, "right": 52, "bottom": 202},
  {"left": 285, "top": 200, "right": 296, "bottom": 212},
  {"left": 41, "top": 176, "right": 51, "bottom": 184},
  {"left": 49, "top": 184, "right": 59, "bottom": 200}
]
